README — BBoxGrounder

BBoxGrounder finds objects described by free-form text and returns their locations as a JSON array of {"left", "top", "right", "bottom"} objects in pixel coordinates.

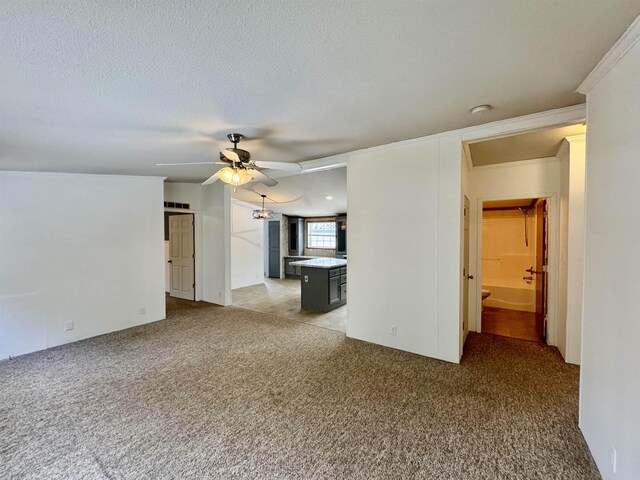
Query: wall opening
[{"left": 480, "top": 198, "right": 548, "bottom": 342}]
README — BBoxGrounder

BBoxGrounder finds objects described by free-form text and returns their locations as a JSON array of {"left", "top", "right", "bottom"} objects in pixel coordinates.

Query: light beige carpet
[{"left": 0, "top": 297, "right": 599, "bottom": 479}]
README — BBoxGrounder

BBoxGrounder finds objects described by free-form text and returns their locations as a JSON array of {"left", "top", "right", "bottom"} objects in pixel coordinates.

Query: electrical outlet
[
  {"left": 390, "top": 325, "right": 397, "bottom": 336},
  {"left": 64, "top": 321, "right": 74, "bottom": 332},
  {"left": 218, "top": 291, "right": 222, "bottom": 298},
  {"left": 138, "top": 307, "right": 146, "bottom": 315},
  {"left": 610, "top": 446, "right": 617, "bottom": 473},
  {"left": 304, "top": 275, "right": 309, "bottom": 282}
]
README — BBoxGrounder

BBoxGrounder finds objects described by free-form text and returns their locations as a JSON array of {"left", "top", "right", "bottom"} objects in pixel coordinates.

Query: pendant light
[{"left": 252, "top": 194, "right": 273, "bottom": 219}]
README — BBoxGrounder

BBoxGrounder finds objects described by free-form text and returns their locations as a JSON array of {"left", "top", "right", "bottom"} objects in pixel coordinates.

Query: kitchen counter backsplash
[{"left": 303, "top": 247, "right": 336, "bottom": 258}]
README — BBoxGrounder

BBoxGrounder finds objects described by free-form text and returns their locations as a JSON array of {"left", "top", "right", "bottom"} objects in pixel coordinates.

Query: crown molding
[
  {"left": 265, "top": 152, "right": 349, "bottom": 179},
  {"left": 261, "top": 103, "right": 587, "bottom": 180},
  {"left": 279, "top": 104, "right": 586, "bottom": 175},
  {"left": 578, "top": 15, "right": 640, "bottom": 94},
  {"left": 459, "top": 104, "right": 586, "bottom": 143},
  {"left": 565, "top": 133, "right": 586, "bottom": 144},
  {"left": 557, "top": 138, "right": 570, "bottom": 160},
  {"left": 462, "top": 142, "right": 474, "bottom": 170},
  {"left": 470, "top": 156, "right": 559, "bottom": 172},
  {"left": 0, "top": 170, "right": 167, "bottom": 182}
]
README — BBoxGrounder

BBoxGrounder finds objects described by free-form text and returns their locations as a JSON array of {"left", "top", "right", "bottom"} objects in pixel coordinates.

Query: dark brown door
[{"left": 535, "top": 200, "right": 547, "bottom": 341}]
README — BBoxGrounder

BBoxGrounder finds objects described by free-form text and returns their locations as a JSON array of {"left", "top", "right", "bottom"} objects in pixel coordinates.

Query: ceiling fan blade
[
  {"left": 253, "top": 161, "right": 302, "bottom": 172},
  {"left": 202, "top": 171, "right": 222, "bottom": 186},
  {"left": 156, "top": 161, "right": 215, "bottom": 166},
  {"left": 250, "top": 169, "right": 278, "bottom": 187},
  {"left": 221, "top": 149, "right": 241, "bottom": 162}
]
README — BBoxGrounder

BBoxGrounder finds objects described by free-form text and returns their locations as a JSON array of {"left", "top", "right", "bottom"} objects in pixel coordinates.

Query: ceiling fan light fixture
[
  {"left": 217, "top": 166, "right": 253, "bottom": 188},
  {"left": 252, "top": 194, "right": 273, "bottom": 220}
]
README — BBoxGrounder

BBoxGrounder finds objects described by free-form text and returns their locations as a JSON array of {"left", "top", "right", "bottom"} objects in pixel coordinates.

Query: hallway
[{"left": 482, "top": 306, "right": 542, "bottom": 342}]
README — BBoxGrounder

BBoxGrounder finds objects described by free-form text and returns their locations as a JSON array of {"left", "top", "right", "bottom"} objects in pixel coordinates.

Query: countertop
[
  {"left": 289, "top": 258, "right": 347, "bottom": 269},
  {"left": 283, "top": 255, "right": 321, "bottom": 259}
]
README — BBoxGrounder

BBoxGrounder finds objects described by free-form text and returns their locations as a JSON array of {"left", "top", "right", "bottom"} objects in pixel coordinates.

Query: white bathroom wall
[
  {"left": 482, "top": 209, "right": 537, "bottom": 285},
  {"left": 347, "top": 134, "right": 462, "bottom": 363},
  {"left": 578, "top": 22, "right": 640, "bottom": 479},
  {"left": 230, "top": 199, "right": 264, "bottom": 289},
  {"left": 0, "top": 171, "right": 166, "bottom": 359}
]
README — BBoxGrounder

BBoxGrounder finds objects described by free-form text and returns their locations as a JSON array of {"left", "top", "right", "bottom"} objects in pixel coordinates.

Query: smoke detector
[{"left": 470, "top": 104, "right": 492, "bottom": 115}]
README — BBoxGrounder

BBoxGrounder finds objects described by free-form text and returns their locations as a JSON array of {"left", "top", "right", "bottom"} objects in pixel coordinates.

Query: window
[{"left": 307, "top": 221, "right": 336, "bottom": 249}]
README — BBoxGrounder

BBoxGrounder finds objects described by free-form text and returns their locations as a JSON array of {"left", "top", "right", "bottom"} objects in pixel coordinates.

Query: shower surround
[{"left": 482, "top": 208, "right": 538, "bottom": 312}]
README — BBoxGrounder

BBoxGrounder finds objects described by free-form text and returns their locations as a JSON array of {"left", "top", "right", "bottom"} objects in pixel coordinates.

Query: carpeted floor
[{"left": 1, "top": 298, "right": 599, "bottom": 479}]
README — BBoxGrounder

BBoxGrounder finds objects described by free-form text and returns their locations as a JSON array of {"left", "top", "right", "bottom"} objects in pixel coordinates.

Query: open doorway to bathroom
[{"left": 481, "top": 198, "right": 548, "bottom": 342}]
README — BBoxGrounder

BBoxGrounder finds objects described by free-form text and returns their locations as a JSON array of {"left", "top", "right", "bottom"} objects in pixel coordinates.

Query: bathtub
[{"left": 481, "top": 278, "right": 535, "bottom": 312}]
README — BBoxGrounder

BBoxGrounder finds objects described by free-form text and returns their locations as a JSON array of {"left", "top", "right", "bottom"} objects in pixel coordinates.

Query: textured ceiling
[
  {"left": 230, "top": 168, "right": 346, "bottom": 217},
  {"left": 1, "top": 1, "right": 639, "bottom": 182},
  {"left": 468, "top": 124, "right": 586, "bottom": 166}
]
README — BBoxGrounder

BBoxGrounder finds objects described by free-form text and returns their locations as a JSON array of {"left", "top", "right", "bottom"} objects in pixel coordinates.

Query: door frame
[
  {"left": 472, "top": 193, "right": 559, "bottom": 347},
  {"left": 462, "top": 195, "right": 470, "bottom": 345},
  {"left": 168, "top": 213, "right": 195, "bottom": 301},
  {"left": 165, "top": 208, "right": 202, "bottom": 301}
]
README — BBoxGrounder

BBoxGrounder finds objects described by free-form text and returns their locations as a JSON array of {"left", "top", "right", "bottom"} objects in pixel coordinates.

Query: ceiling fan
[{"left": 156, "top": 133, "right": 302, "bottom": 188}]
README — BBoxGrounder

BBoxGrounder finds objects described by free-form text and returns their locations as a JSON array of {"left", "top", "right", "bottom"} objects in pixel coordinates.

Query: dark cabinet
[
  {"left": 335, "top": 215, "right": 347, "bottom": 257},
  {"left": 328, "top": 274, "right": 341, "bottom": 305},
  {"left": 289, "top": 217, "right": 305, "bottom": 256},
  {"left": 300, "top": 265, "right": 347, "bottom": 312},
  {"left": 284, "top": 257, "right": 305, "bottom": 279},
  {"left": 289, "top": 222, "right": 297, "bottom": 251},
  {"left": 284, "top": 258, "right": 296, "bottom": 276}
]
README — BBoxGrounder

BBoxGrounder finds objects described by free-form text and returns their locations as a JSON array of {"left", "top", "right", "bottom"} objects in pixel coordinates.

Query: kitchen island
[{"left": 289, "top": 258, "right": 347, "bottom": 312}]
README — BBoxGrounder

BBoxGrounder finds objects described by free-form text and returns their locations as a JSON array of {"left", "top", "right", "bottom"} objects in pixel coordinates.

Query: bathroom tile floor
[{"left": 481, "top": 306, "right": 542, "bottom": 342}]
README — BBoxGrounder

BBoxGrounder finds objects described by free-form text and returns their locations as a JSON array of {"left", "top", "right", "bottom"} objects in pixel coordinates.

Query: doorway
[
  {"left": 480, "top": 198, "right": 547, "bottom": 342},
  {"left": 168, "top": 213, "right": 195, "bottom": 300}
]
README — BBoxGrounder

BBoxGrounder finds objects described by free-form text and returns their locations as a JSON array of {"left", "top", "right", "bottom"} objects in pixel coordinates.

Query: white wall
[
  {"left": 466, "top": 158, "right": 562, "bottom": 348},
  {"left": 230, "top": 199, "right": 264, "bottom": 289},
  {"left": 0, "top": 171, "right": 166, "bottom": 359},
  {"left": 164, "top": 181, "right": 231, "bottom": 305},
  {"left": 565, "top": 136, "right": 586, "bottom": 365},
  {"left": 164, "top": 183, "right": 203, "bottom": 299},
  {"left": 201, "top": 182, "right": 232, "bottom": 305},
  {"left": 578, "top": 30, "right": 640, "bottom": 479},
  {"left": 347, "top": 134, "right": 462, "bottom": 363},
  {"left": 557, "top": 143, "right": 570, "bottom": 360}
]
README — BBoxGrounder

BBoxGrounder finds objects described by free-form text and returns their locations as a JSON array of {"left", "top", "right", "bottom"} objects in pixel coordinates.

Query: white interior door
[{"left": 169, "top": 214, "right": 195, "bottom": 300}]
